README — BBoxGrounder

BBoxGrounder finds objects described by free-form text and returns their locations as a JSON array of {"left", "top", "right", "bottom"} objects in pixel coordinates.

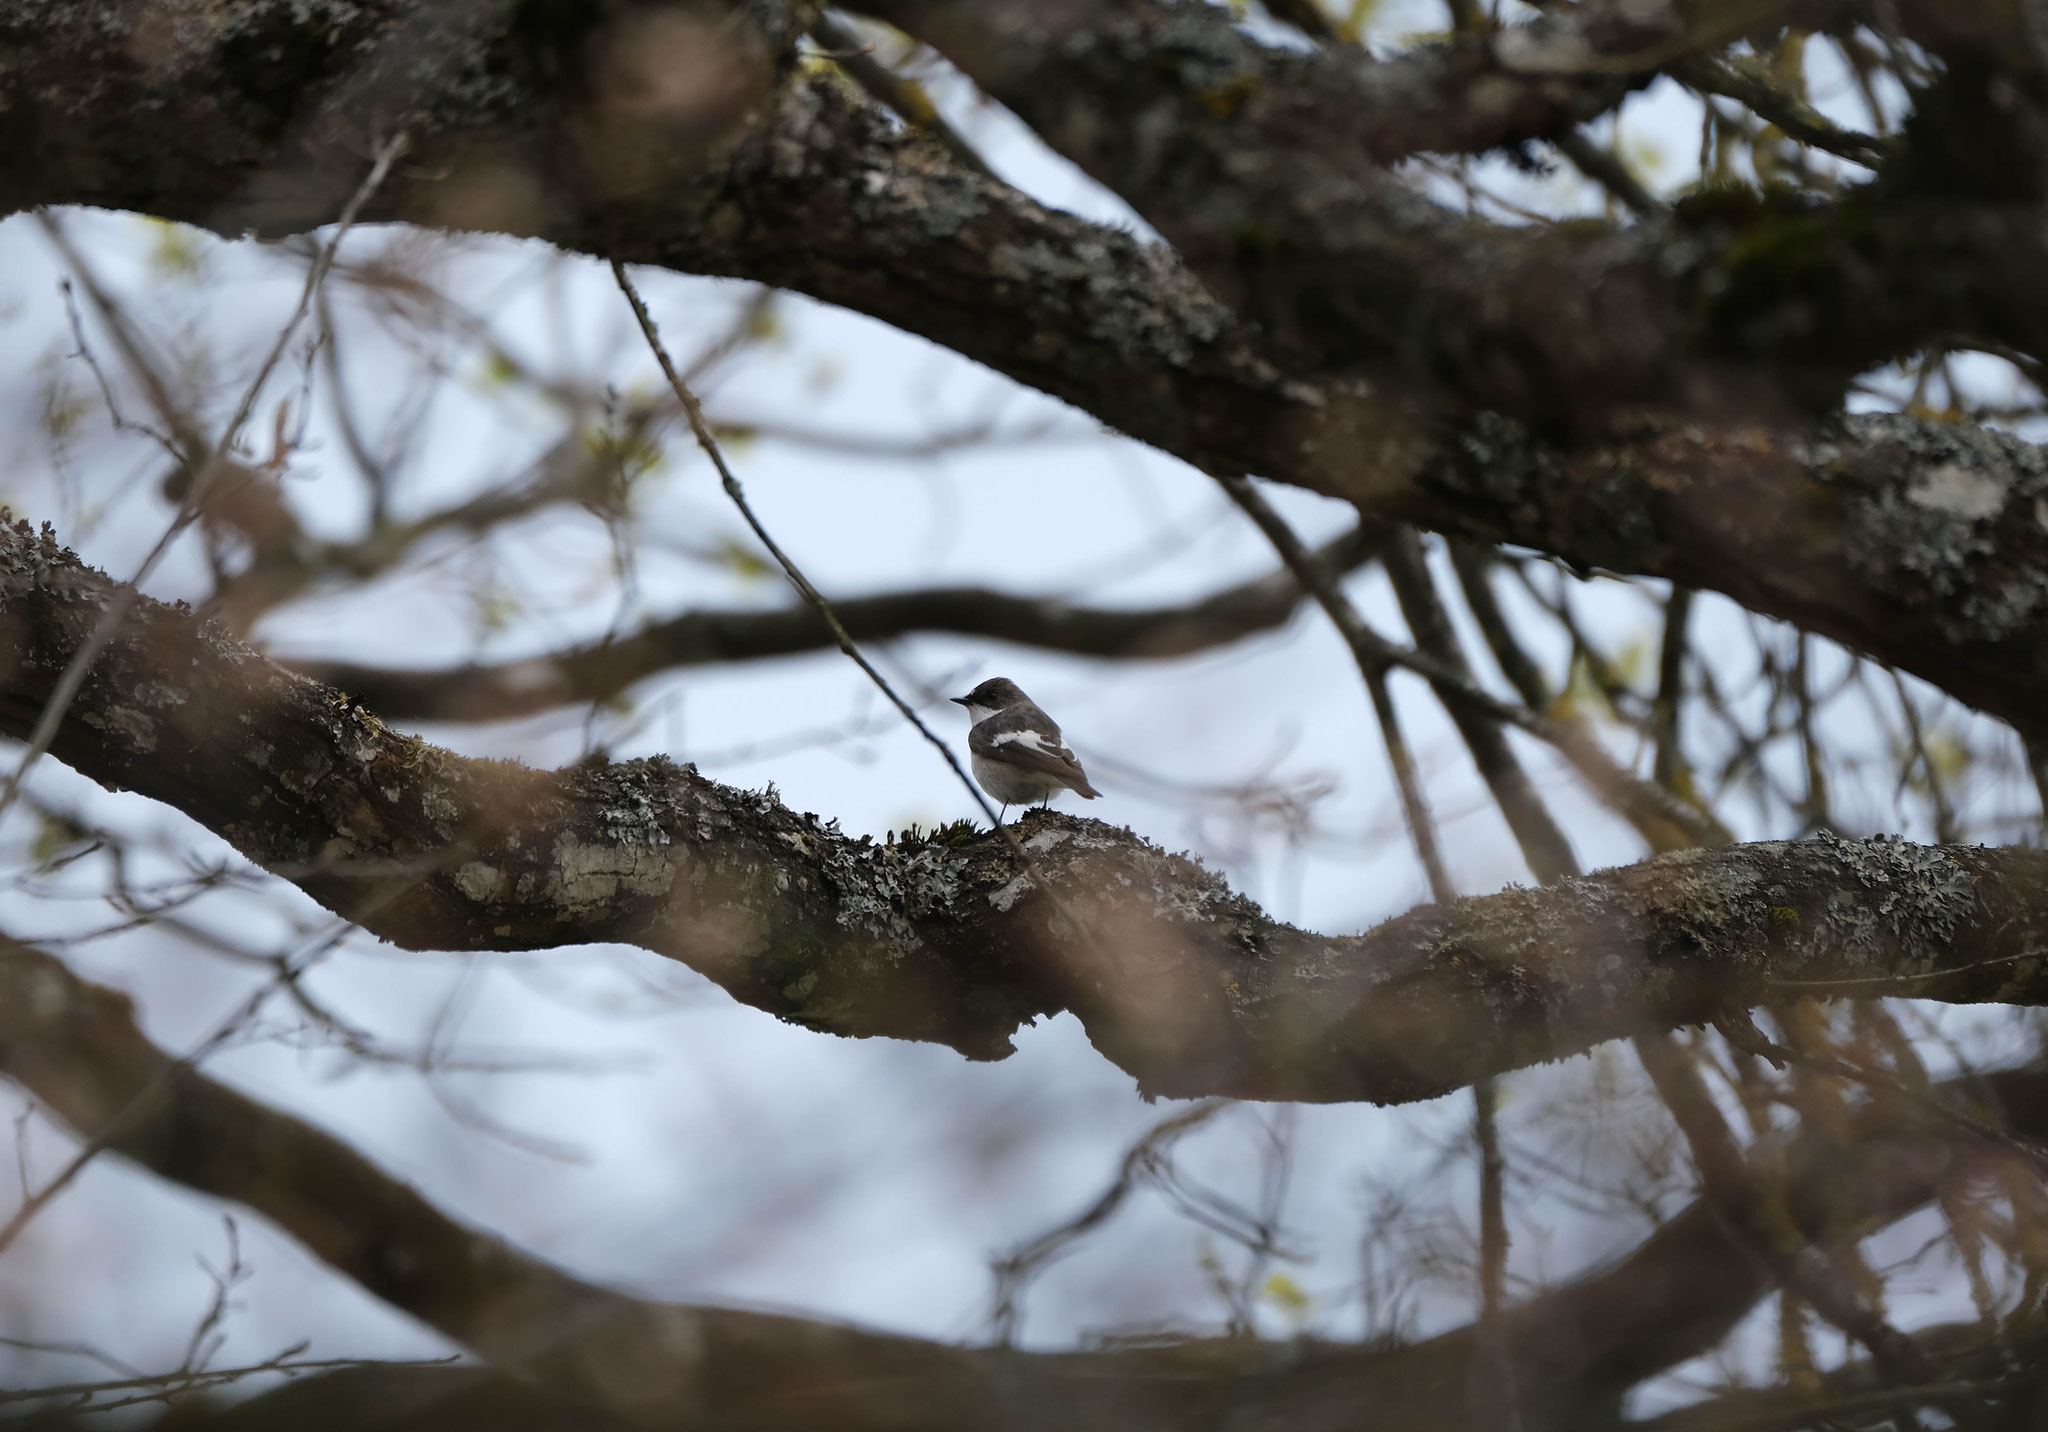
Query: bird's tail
[{"left": 1072, "top": 778, "right": 1103, "bottom": 799}]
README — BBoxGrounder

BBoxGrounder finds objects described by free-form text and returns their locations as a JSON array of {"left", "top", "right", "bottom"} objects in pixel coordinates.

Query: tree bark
[{"left": 11, "top": 2, "right": 2048, "bottom": 735}]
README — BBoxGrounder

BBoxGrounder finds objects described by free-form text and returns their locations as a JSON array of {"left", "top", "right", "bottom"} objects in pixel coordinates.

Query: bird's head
[{"left": 951, "top": 676, "right": 1030, "bottom": 722}]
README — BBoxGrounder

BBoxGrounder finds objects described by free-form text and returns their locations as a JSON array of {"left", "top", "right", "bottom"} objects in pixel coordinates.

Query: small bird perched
[{"left": 951, "top": 677, "right": 1101, "bottom": 821}]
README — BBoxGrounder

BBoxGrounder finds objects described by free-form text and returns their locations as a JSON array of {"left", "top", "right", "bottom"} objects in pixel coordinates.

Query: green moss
[
  {"left": 1194, "top": 74, "right": 1258, "bottom": 119},
  {"left": 1671, "top": 179, "right": 1776, "bottom": 230}
]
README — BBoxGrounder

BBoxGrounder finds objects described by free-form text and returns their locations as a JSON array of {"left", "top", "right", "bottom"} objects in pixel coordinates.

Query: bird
[{"left": 951, "top": 677, "right": 1101, "bottom": 822}]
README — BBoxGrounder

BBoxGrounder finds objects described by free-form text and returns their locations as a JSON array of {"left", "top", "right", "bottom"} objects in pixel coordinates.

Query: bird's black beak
[{"left": 949, "top": 696, "right": 971, "bottom": 706}]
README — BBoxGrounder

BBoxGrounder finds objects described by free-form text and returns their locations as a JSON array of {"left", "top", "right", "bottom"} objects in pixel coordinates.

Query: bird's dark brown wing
[{"left": 969, "top": 719, "right": 1102, "bottom": 798}]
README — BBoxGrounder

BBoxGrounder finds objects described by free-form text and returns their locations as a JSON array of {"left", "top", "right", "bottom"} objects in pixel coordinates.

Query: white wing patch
[{"left": 990, "top": 729, "right": 1069, "bottom": 759}]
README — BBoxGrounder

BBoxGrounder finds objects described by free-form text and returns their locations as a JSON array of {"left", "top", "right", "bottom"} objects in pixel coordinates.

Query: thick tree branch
[
  {"left": 851, "top": 0, "right": 2048, "bottom": 415},
  {"left": 4, "top": 933, "right": 2044, "bottom": 1430},
  {"left": 856, "top": 0, "right": 1673, "bottom": 165},
  {"left": 14, "top": 3, "right": 2048, "bottom": 736},
  {"left": 289, "top": 529, "right": 1375, "bottom": 722},
  {"left": 8, "top": 520, "right": 2048, "bottom": 1106}
]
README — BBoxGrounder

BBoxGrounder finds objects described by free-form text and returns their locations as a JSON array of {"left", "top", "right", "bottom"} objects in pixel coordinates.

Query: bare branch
[
  {"left": 1671, "top": 53, "right": 1893, "bottom": 167},
  {"left": 1377, "top": 525, "right": 1581, "bottom": 883},
  {"left": 1215, "top": 476, "right": 1726, "bottom": 853},
  {"left": 289, "top": 529, "right": 1375, "bottom": 722},
  {"left": 0, "top": 133, "right": 408, "bottom": 823}
]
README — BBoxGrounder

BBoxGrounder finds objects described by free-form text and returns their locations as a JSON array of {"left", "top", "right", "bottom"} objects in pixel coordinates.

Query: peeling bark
[{"left": 6, "top": 520, "right": 2048, "bottom": 1104}]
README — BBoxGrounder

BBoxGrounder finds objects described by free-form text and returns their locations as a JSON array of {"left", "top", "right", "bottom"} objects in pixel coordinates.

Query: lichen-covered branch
[
  {"left": 8, "top": 519, "right": 2048, "bottom": 1105},
  {"left": 1405, "top": 410, "right": 2048, "bottom": 741},
  {"left": 848, "top": 0, "right": 2048, "bottom": 415},
  {"left": 857, "top": 0, "right": 1672, "bottom": 168},
  {"left": 4, "top": 931, "right": 2041, "bottom": 1429},
  {"left": 14, "top": 2, "right": 2048, "bottom": 735}
]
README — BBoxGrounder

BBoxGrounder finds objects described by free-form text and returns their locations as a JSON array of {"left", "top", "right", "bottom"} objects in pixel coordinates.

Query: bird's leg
[{"left": 998, "top": 803, "right": 1010, "bottom": 826}]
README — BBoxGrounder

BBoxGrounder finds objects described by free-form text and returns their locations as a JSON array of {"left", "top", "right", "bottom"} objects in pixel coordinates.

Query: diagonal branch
[
  {"left": 1376, "top": 524, "right": 1582, "bottom": 882},
  {"left": 1214, "top": 476, "right": 1724, "bottom": 853},
  {"left": 1671, "top": 54, "right": 1893, "bottom": 167},
  {"left": 1633, "top": 1030, "right": 1931, "bottom": 1381}
]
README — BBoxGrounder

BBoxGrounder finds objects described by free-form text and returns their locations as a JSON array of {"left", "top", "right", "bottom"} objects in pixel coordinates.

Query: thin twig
[
  {"left": 1380, "top": 524, "right": 1577, "bottom": 884},
  {"left": 1634, "top": 1029, "right": 1933, "bottom": 1382},
  {"left": 1889, "top": 668, "right": 1957, "bottom": 843},
  {"left": 1672, "top": 53, "right": 1893, "bottom": 168},
  {"left": 810, "top": 14, "right": 996, "bottom": 179},
  {"left": 989, "top": 1100, "right": 1230, "bottom": 1345},
  {"left": 1554, "top": 129, "right": 1661, "bottom": 217},
  {"left": 1714, "top": 1014, "right": 2048, "bottom": 1178},
  {"left": 1446, "top": 539, "right": 1551, "bottom": 713},
  {"left": 0, "top": 830, "right": 468, "bottom": 1256},
  {"left": 0, "top": 919, "right": 354, "bottom": 1256},
  {"left": 1, "top": 133, "right": 410, "bottom": 825},
  {"left": 610, "top": 260, "right": 1095, "bottom": 930},
  {"left": 0, "top": 1352, "right": 463, "bottom": 1413},
  {"left": 38, "top": 216, "right": 208, "bottom": 462},
  {"left": 1214, "top": 475, "right": 1728, "bottom": 852}
]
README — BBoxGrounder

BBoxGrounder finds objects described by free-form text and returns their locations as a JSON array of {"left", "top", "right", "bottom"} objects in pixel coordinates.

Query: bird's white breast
[{"left": 971, "top": 752, "right": 1063, "bottom": 803}]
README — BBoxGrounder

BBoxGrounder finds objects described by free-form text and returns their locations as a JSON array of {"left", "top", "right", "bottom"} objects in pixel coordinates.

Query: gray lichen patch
[
  {"left": 454, "top": 861, "right": 506, "bottom": 903},
  {"left": 80, "top": 705, "right": 157, "bottom": 752},
  {"left": 1811, "top": 830, "right": 1973, "bottom": 961},
  {"left": 1823, "top": 413, "right": 2048, "bottom": 645},
  {"left": 549, "top": 837, "right": 679, "bottom": 918},
  {"left": 1907, "top": 462, "right": 2010, "bottom": 522},
  {"left": 133, "top": 682, "right": 188, "bottom": 708},
  {"left": 987, "top": 872, "right": 1032, "bottom": 913}
]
